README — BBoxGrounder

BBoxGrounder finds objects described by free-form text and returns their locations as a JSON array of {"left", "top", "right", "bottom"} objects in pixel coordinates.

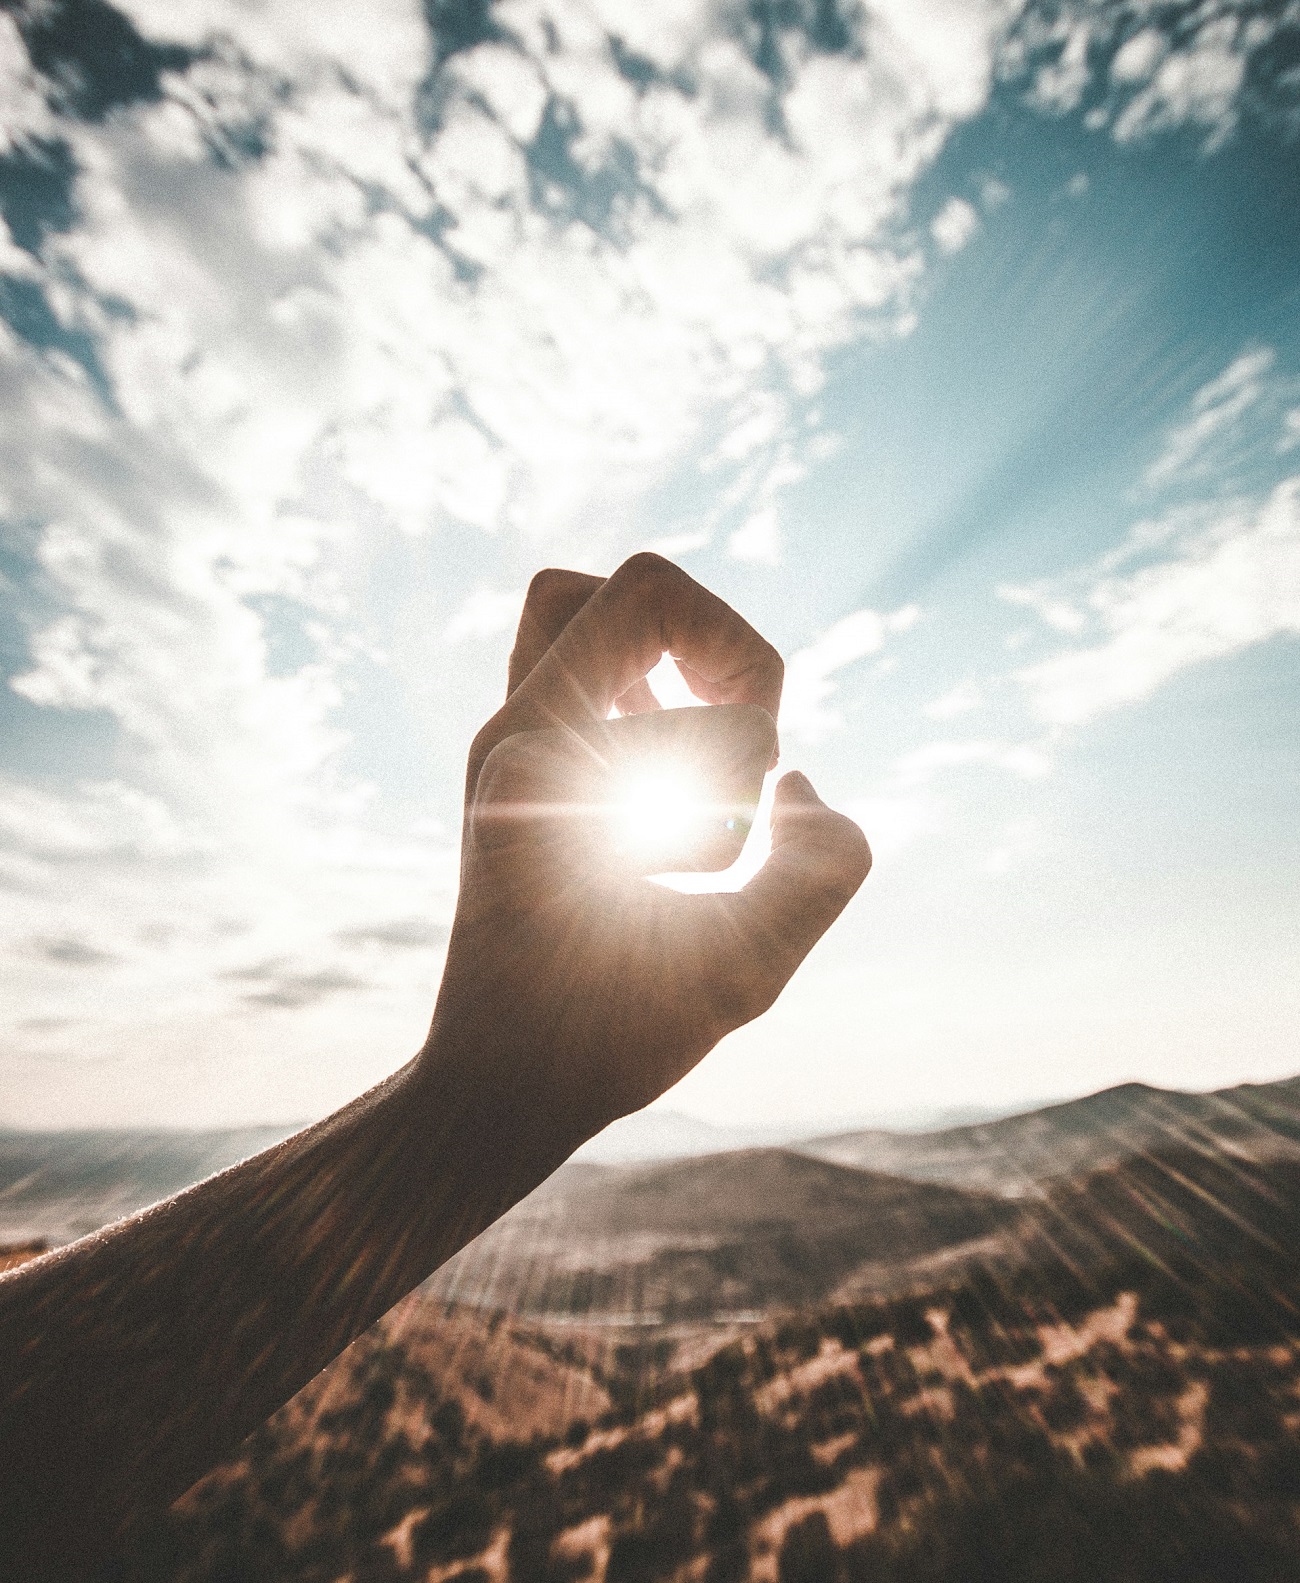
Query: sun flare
[{"left": 608, "top": 763, "right": 709, "bottom": 861}]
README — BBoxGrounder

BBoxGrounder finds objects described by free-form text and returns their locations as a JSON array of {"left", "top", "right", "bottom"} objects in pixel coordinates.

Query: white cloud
[
  {"left": 5, "top": 0, "right": 1285, "bottom": 1122},
  {"left": 841, "top": 792, "right": 939, "bottom": 859},
  {"left": 998, "top": 583, "right": 1086, "bottom": 633},
  {"left": 930, "top": 195, "right": 980, "bottom": 254},
  {"left": 3, "top": 1, "right": 1032, "bottom": 1118},
  {"left": 1020, "top": 476, "right": 1300, "bottom": 725},
  {"left": 1110, "top": 28, "right": 1167, "bottom": 85},
  {"left": 1111, "top": 18, "right": 1245, "bottom": 148},
  {"left": 925, "top": 681, "right": 984, "bottom": 719},
  {"left": 1281, "top": 409, "right": 1300, "bottom": 453},
  {"left": 1146, "top": 348, "right": 1275, "bottom": 487},
  {"left": 892, "top": 739, "right": 1051, "bottom": 787},
  {"left": 839, "top": 737, "right": 1048, "bottom": 865},
  {"left": 645, "top": 529, "right": 710, "bottom": 557},
  {"left": 781, "top": 605, "right": 919, "bottom": 741},
  {"left": 443, "top": 588, "right": 527, "bottom": 645},
  {"left": 1004, "top": 2, "right": 1299, "bottom": 151},
  {"left": 0, "top": 12, "right": 53, "bottom": 154},
  {"left": 867, "top": 0, "right": 1013, "bottom": 120},
  {"left": 728, "top": 506, "right": 781, "bottom": 565}
]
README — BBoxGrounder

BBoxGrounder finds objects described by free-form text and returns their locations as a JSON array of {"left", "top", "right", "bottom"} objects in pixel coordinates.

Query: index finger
[
  {"left": 506, "top": 568, "right": 604, "bottom": 697},
  {"left": 514, "top": 553, "right": 783, "bottom": 741}
]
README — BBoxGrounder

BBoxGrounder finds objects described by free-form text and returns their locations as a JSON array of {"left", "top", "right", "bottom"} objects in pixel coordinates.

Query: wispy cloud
[
  {"left": 781, "top": 605, "right": 920, "bottom": 742},
  {"left": 221, "top": 958, "right": 370, "bottom": 1011},
  {"left": 334, "top": 918, "right": 449, "bottom": 950},
  {"left": 25, "top": 935, "right": 119, "bottom": 967},
  {"left": 1145, "top": 349, "right": 1275, "bottom": 487},
  {"left": 443, "top": 589, "right": 527, "bottom": 645},
  {"left": 924, "top": 681, "right": 984, "bottom": 719},
  {"left": 1020, "top": 477, "right": 1300, "bottom": 725},
  {"left": 891, "top": 739, "right": 1051, "bottom": 787},
  {"left": 930, "top": 195, "right": 980, "bottom": 254}
]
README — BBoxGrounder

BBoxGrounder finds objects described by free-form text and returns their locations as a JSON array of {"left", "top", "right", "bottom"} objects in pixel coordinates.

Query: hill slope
[
  {"left": 797, "top": 1075, "right": 1300, "bottom": 1193},
  {"left": 428, "top": 1148, "right": 1019, "bottom": 1318}
]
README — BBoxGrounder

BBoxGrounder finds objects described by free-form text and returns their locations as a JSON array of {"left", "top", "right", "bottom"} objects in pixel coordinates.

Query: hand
[
  {"left": 421, "top": 554, "right": 871, "bottom": 1149},
  {"left": 0, "top": 555, "right": 870, "bottom": 1582}
]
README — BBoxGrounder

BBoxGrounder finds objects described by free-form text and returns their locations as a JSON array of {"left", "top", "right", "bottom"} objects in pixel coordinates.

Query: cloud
[
  {"left": 930, "top": 195, "right": 979, "bottom": 254},
  {"left": 997, "top": 583, "right": 1087, "bottom": 633},
  {"left": 1020, "top": 476, "right": 1300, "bottom": 725},
  {"left": 781, "top": 604, "right": 920, "bottom": 741},
  {"left": 841, "top": 792, "right": 939, "bottom": 859},
  {"left": 840, "top": 735, "right": 1050, "bottom": 864},
  {"left": 728, "top": 506, "right": 781, "bottom": 565},
  {"left": 891, "top": 739, "right": 1051, "bottom": 787},
  {"left": 443, "top": 588, "right": 526, "bottom": 644},
  {"left": 924, "top": 681, "right": 984, "bottom": 719},
  {"left": 1004, "top": 1, "right": 1300, "bottom": 150},
  {"left": 2, "top": 0, "right": 1286, "bottom": 1122},
  {"left": 334, "top": 917, "right": 449, "bottom": 950},
  {"left": 1145, "top": 349, "right": 1275, "bottom": 487},
  {"left": 25, "top": 934, "right": 119, "bottom": 966},
  {"left": 221, "top": 957, "right": 370, "bottom": 1010}
]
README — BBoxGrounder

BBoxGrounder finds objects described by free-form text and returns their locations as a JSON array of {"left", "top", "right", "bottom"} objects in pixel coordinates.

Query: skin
[{"left": 0, "top": 554, "right": 870, "bottom": 1580}]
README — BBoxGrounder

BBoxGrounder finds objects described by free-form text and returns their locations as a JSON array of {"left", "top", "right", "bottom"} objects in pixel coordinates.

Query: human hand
[{"left": 421, "top": 554, "right": 871, "bottom": 1153}]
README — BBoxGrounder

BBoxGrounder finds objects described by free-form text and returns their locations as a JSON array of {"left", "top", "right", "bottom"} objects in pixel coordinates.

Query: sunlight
[{"left": 608, "top": 761, "right": 711, "bottom": 864}]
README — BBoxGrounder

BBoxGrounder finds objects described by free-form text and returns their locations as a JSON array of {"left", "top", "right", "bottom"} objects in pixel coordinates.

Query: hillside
[
  {"left": 121, "top": 1162, "right": 1300, "bottom": 1583},
  {"left": 427, "top": 1149, "right": 1017, "bottom": 1318},
  {"left": 798, "top": 1074, "right": 1300, "bottom": 1193},
  {"left": 0, "top": 1125, "right": 298, "bottom": 1244},
  {"left": 12, "top": 1078, "right": 1300, "bottom": 1579}
]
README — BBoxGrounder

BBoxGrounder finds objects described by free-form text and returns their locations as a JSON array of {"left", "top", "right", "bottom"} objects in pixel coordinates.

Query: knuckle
[
  {"left": 477, "top": 730, "right": 530, "bottom": 790},
  {"left": 762, "top": 640, "right": 784, "bottom": 688},
  {"left": 828, "top": 811, "right": 872, "bottom": 889},
  {"left": 617, "top": 550, "right": 678, "bottom": 596},
  {"left": 526, "top": 567, "right": 573, "bottom": 607}
]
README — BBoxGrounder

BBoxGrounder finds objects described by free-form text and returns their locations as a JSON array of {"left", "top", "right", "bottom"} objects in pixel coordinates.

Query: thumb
[{"left": 707, "top": 772, "right": 871, "bottom": 1025}]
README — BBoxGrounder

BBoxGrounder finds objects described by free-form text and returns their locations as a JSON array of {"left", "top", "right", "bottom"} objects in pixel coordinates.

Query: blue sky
[{"left": 2, "top": 0, "right": 1298, "bottom": 1131}]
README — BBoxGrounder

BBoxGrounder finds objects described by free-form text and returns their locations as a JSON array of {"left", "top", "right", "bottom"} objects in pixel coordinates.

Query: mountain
[
  {"left": 16, "top": 1078, "right": 1300, "bottom": 1580},
  {"left": 571, "top": 1100, "right": 1021, "bottom": 1164},
  {"left": 429, "top": 1148, "right": 1019, "bottom": 1318},
  {"left": 0, "top": 1124, "right": 299, "bottom": 1244},
  {"left": 122, "top": 1155, "right": 1300, "bottom": 1583},
  {"left": 796, "top": 1075, "right": 1300, "bottom": 1194}
]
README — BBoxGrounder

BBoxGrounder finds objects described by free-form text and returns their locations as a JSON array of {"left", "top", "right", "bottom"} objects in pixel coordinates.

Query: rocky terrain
[
  {"left": 120, "top": 1163, "right": 1300, "bottom": 1582},
  {"left": 6, "top": 1074, "right": 1300, "bottom": 1580}
]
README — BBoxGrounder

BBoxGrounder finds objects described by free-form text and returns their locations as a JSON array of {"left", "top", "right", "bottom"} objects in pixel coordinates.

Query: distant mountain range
[
  {"left": 796, "top": 1074, "right": 1300, "bottom": 1192},
  {"left": 114, "top": 1074, "right": 1300, "bottom": 1583},
  {"left": 5, "top": 1075, "right": 1300, "bottom": 1323},
  {"left": 428, "top": 1072, "right": 1300, "bottom": 1320},
  {"left": 0, "top": 1123, "right": 296, "bottom": 1244},
  {"left": 11, "top": 1074, "right": 1300, "bottom": 1582}
]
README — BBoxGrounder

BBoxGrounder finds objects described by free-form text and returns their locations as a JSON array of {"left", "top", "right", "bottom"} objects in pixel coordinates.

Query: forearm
[{"left": 0, "top": 1028, "right": 582, "bottom": 1580}]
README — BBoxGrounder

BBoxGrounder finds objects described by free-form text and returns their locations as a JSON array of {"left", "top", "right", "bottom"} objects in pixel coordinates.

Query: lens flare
[{"left": 608, "top": 762, "right": 709, "bottom": 862}]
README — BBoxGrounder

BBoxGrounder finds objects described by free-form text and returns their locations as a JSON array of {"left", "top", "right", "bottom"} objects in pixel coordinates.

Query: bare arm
[{"left": 0, "top": 554, "right": 870, "bottom": 1579}]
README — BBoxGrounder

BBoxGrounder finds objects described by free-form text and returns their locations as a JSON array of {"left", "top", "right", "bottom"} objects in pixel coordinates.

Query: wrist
[{"left": 409, "top": 1006, "right": 595, "bottom": 1221}]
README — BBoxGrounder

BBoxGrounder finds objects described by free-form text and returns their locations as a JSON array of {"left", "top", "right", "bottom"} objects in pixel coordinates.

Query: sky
[{"left": 1, "top": 0, "right": 1299, "bottom": 1134}]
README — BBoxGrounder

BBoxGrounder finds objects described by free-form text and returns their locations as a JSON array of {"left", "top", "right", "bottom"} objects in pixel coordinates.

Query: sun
[{"left": 608, "top": 761, "right": 710, "bottom": 864}]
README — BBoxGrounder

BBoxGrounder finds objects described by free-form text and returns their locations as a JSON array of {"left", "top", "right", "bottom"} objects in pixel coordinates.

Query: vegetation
[{"left": 118, "top": 1205, "right": 1300, "bottom": 1582}]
